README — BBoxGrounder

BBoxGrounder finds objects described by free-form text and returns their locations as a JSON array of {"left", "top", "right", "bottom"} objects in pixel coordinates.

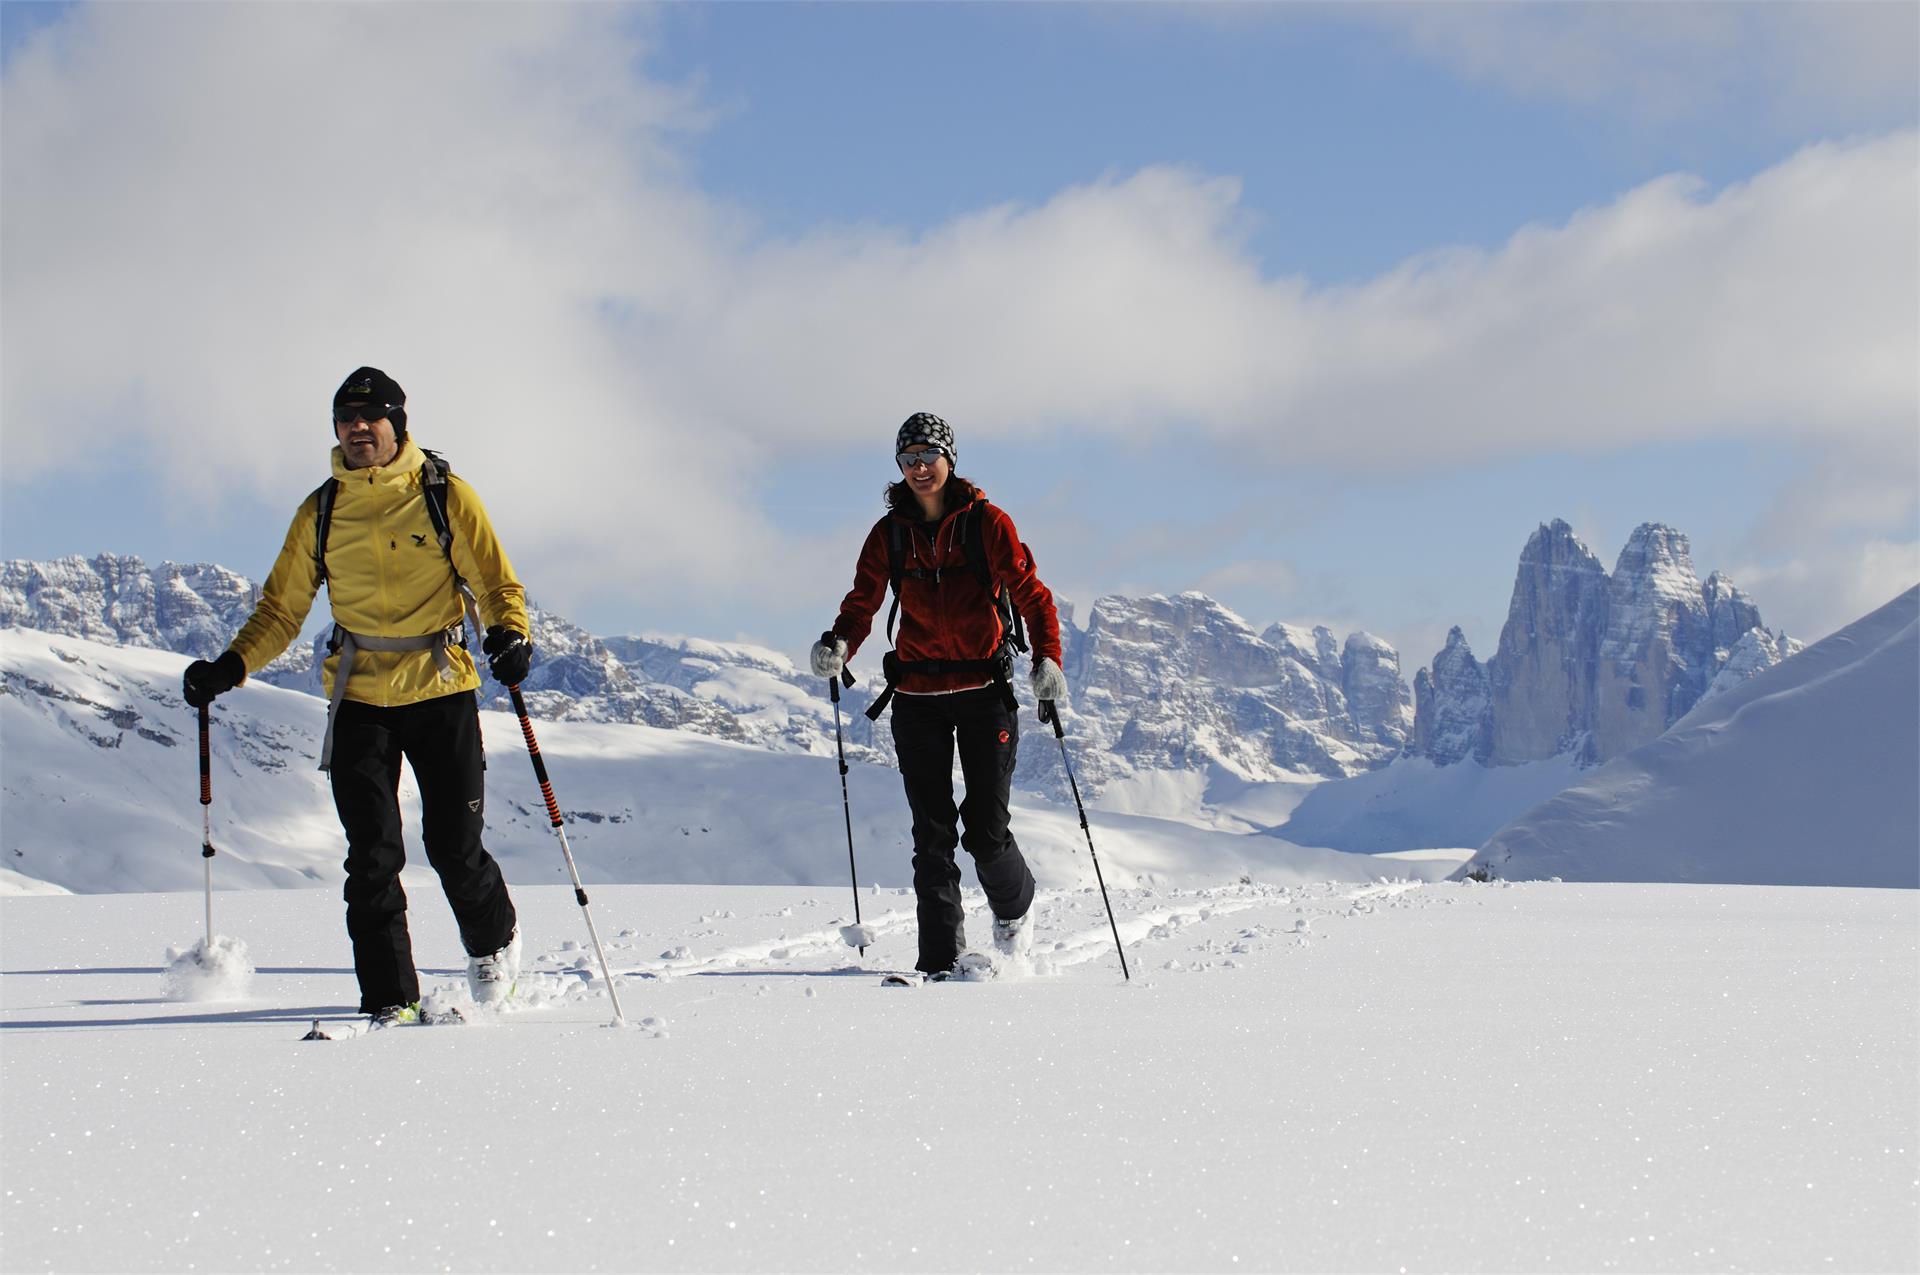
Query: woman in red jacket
[{"left": 813, "top": 413, "right": 1069, "bottom": 978}]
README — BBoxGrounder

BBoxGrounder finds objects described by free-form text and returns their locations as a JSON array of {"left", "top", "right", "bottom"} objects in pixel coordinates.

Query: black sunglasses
[
  {"left": 897, "top": 448, "right": 946, "bottom": 470},
  {"left": 334, "top": 403, "right": 398, "bottom": 426}
]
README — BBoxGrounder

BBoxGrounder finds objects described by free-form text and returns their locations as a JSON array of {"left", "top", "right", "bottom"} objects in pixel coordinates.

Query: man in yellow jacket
[{"left": 183, "top": 367, "right": 532, "bottom": 1023}]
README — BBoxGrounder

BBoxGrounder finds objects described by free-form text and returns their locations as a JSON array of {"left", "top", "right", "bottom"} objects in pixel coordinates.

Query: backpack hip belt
[
  {"left": 317, "top": 622, "right": 467, "bottom": 771},
  {"left": 864, "top": 641, "right": 1018, "bottom": 721}
]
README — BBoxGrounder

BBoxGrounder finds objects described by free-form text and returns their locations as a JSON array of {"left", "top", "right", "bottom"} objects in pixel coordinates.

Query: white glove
[
  {"left": 1030, "top": 657, "right": 1067, "bottom": 703},
  {"left": 810, "top": 634, "right": 847, "bottom": 679}
]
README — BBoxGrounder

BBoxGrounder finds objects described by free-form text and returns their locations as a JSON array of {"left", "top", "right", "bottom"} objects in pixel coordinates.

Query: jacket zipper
[{"left": 370, "top": 471, "right": 391, "bottom": 706}]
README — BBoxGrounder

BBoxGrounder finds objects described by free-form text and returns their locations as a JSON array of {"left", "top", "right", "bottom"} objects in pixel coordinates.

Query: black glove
[
  {"left": 483, "top": 625, "right": 532, "bottom": 687},
  {"left": 183, "top": 651, "right": 246, "bottom": 708}
]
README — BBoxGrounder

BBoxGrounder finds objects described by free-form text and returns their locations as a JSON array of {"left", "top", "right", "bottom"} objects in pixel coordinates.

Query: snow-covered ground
[
  {"left": 4, "top": 880, "right": 1915, "bottom": 1273},
  {"left": 5, "top": 602, "right": 1917, "bottom": 1271}
]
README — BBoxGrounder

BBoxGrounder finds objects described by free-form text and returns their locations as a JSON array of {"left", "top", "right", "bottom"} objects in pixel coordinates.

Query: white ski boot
[
  {"left": 468, "top": 928, "right": 521, "bottom": 1005},
  {"left": 991, "top": 909, "right": 1033, "bottom": 961}
]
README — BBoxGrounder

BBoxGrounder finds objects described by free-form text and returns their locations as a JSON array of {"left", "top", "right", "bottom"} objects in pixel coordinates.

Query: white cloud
[
  {"left": 1740, "top": 436, "right": 1920, "bottom": 556},
  {"left": 1, "top": 3, "right": 762, "bottom": 610},
  {"left": 1347, "top": 2, "right": 1919, "bottom": 131},
  {"left": 1730, "top": 540, "right": 1920, "bottom": 645},
  {"left": 2, "top": 3, "right": 1915, "bottom": 636},
  {"left": 669, "top": 133, "right": 1917, "bottom": 466}
]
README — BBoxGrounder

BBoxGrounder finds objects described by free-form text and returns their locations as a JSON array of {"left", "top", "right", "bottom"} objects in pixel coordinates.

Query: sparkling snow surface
[{"left": 4, "top": 881, "right": 1914, "bottom": 1273}]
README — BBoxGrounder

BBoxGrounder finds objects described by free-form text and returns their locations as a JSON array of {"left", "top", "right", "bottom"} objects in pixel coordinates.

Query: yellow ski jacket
[{"left": 228, "top": 440, "right": 530, "bottom": 707}]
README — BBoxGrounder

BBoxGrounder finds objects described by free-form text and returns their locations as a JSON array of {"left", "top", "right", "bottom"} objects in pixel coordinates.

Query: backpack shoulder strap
[
  {"left": 886, "top": 516, "right": 908, "bottom": 591},
  {"left": 418, "top": 448, "right": 455, "bottom": 563},
  {"left": 884, "top": 516, "right": 907, "bottom": 643},
  {"left": 418, "top": 448, "right": 483, "bottom": 634},
  {"left": 312, "top": 479, "right": 339, "bottom": 585},
  {"left": 961, "top": 498, "right": 994, "bottom": 591},
  {"left": 965, "top": 498, "right": 1028, "bottom": 654}
]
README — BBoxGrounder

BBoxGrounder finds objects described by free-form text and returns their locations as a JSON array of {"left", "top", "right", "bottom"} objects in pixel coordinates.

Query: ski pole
[
  {"left": 1039, "top": 700, "right": 1129, "bottom": 981},
  {"left": 827, "top": 665, "right": 865, "bottom": 955},
  {"left": 198, "top": 704, "right": 216, "bottom": 946},
  {"left": 508, "top": 685, "right": 626, "bottom": 1026}
]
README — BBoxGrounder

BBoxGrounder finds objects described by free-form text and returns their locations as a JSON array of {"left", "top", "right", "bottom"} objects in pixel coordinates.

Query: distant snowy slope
[
  {"left": 1271, "top": 753, "right": 1585, "bottom": 854},
  {"left": 0, "top": 628, "right": 1443, "bottom": 897},
  {"left": 1468, "top": 587, "right": 1919, "bottom": 886}
]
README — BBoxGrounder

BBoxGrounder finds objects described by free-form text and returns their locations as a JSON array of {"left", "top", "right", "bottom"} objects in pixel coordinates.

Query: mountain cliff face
[
  {"left": 1485, "top": 521, "right": 1611, "bottom": 765},
  {"left": 1055, "top": 593, "right": 1410, "bottom": 789},
  {"left": 1412, "top": 522, "right": 1801, "bottom": 768},
  {"left": 1411, "top": 628, "right": 1492, "bottom": 766},
  {"left": 0, "top": 555, "right": 260, "bottom": 660},
  {"left": 0, "top": 554, "right": 868, "bottom": 758}
]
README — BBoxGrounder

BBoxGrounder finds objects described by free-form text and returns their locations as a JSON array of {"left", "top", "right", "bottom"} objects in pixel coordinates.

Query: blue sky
[{"left": 2, "top": 2, "right": 1915, "bottom": 672}]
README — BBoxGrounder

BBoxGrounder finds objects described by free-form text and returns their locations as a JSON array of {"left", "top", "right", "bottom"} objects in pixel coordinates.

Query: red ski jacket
[{"left": 833, "top": 492, "right": 1062, "bottom": 696}]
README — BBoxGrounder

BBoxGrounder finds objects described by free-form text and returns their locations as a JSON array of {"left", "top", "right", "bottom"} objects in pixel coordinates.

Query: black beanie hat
[
  {"left": 896, "top": 411, "right": 955, "bottom": 464},
  {"left": 333, "top": 366, "right": 407, "bottom": 441}
]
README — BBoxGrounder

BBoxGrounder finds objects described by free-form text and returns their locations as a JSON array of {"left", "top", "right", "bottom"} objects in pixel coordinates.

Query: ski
[
  {"left": 905, "top": 951, "right": 1001, "bottom": 985},
  {"left": 298, "top": 1003, "right": 468, "bottom": 1041}
]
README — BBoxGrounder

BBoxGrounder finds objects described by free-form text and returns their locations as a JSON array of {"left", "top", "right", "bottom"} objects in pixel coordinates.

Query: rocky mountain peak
[
  {"left": 1261, "top": 622, "right": 1342, "bottom": 685},
  {"left": 1412, "top": 627, "right": 1492, "bottom": 766},
  {"left": 1413, "top": 522, "right": 1800, "bottom": 770},
  {"left": 1486, "top": 522, "right": 1611, "bottom": 764}
]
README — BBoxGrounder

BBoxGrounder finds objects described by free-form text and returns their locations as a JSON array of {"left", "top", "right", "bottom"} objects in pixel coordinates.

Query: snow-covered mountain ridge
[
  {"left": 0, "top": 625, "right": 1451, "bottom": 897},
  {"left": 1, "top": 554, "right": 1414, "bottom": 795},
  {"left": 2, "top": 529, "right": 1806, "bottom": 825}
]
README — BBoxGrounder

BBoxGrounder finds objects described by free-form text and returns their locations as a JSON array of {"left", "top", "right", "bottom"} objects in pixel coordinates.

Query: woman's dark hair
[{"left": 885, "top": 474, "right": 978, "bottom": 517}]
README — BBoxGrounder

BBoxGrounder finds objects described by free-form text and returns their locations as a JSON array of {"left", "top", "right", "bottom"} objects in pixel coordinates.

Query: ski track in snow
[
  {"left": 305, "top": 879, "right": 1442, "bottom": 1023},
  {"left": 532, "top": 879, "right": 1440, "bottom": 993}
]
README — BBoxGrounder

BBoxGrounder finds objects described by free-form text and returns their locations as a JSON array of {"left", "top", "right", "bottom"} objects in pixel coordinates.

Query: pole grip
[{"left": 198, "top": 704, "right": 212, "bottom": 805}]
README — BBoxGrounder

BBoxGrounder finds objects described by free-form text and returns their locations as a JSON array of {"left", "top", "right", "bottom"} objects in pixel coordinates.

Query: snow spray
[{"left": 164, "top": 703, "right": 253, "bottom": 1001}]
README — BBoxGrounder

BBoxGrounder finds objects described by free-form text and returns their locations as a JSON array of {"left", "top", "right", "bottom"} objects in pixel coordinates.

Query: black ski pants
[
  {"left": 329, "top": 691, "right": 516, "bottom": 1014},
  {"left": 890, "top": 686, "right": 1036, "bottom": 974}
]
